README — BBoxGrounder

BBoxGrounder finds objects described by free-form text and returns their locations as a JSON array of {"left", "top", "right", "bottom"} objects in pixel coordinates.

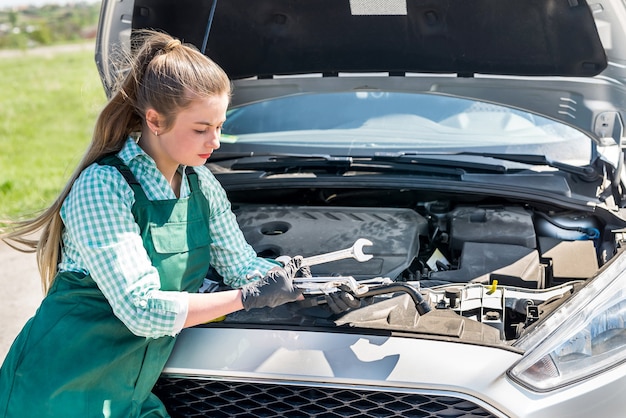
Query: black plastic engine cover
[
  {"left": 449, "top": 206, "right": 536, "bottom": 252},
  {"left": 234, "top": 206, "right": 428, "bottom": 280},
  {"left": 430, "top": 242, "right": 544, "bottom": 288}
]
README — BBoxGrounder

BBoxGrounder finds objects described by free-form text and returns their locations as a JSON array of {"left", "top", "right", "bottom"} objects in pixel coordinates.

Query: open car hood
[
  {"left": 125, "top": 0, "right": 606, "bottom": 80},
  {"left": 95, "top": 0, "right": 626, "bottom": 195}
]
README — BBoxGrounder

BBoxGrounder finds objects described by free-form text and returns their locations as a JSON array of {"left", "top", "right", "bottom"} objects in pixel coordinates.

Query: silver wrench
[{"left": 300, "top": 238, "right": 374, "bottom": 267}]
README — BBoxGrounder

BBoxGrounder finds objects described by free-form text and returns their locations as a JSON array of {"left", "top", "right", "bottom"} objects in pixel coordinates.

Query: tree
[{"left": 8, "top": 11, "right": 18, "bottom": 27}]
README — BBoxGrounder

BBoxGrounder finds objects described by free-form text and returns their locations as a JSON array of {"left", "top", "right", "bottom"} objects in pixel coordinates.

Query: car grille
[{"left": 153, "top": 377, "right": 497, "bottom": 418}]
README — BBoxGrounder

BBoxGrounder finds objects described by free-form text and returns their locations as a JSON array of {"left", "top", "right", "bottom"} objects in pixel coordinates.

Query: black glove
[
  {"left": 298, "top": 290, "right": 361, "bottom": 314},
  {"left": 325, "top": 291, "right": 361, "bottom": 314},
  {"left": 241, "top": 256, "right": 303, "bottom": 311}
]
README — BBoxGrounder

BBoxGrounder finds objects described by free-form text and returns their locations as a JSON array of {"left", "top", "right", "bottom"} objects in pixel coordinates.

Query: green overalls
[{"left": 0, "top": 156, "right": 211, "bottom": 417}]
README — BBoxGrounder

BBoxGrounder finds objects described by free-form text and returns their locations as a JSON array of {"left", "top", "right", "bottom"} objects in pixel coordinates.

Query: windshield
[{"left": 222, "top": 92, "right": 592, "bottom": 165}]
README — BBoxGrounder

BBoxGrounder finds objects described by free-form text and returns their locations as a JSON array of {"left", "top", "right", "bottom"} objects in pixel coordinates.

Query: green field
[{"left": 0, "top": 45, "right": 106, "bottom": 219}]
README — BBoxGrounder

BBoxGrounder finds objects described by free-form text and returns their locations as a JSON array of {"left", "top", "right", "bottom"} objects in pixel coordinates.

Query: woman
[{"left": 0, "top": 30, "right": 302, "bottom": 417}]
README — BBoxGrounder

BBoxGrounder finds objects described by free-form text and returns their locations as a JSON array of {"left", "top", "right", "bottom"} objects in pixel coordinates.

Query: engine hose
[
  {"left": 534, "top": 211, "right": 599, "bottom": 239},
  {"left": 359, "top": 283, "right": 431, "bottom": 315}
]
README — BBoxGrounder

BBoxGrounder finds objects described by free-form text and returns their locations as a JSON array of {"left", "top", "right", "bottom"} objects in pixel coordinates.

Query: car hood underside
[{"left": 132, "top": 0, "right": 607, "bottom": 79}]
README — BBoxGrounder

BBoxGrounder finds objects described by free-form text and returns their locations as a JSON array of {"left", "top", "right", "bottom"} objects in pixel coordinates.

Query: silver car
[{"left": 96, "top": 1, "right": 626, "bottom": 417}]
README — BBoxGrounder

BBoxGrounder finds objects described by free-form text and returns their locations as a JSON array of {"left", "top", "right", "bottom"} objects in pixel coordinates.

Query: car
[{"left": 95, "top": 1, "right": 626, "bottom": 417}]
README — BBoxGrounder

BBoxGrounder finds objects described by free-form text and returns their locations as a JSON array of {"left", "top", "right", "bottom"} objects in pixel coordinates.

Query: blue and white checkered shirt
[{"left": 59, "top": 138, "right": 275, "bottom": 338}]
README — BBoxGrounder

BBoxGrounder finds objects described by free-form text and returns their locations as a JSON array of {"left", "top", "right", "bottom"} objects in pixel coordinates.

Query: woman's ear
[{"left": 145, "top": 109, "right": 163, "bottom": 136}]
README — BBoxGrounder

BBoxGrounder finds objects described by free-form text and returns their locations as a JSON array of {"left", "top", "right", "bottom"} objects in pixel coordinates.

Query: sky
[{"left": 2, "top": 0, "right": 100, "bottom": 8}]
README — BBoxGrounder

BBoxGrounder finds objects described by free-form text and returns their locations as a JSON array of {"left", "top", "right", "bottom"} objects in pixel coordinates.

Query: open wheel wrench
[
  {"left": 276, "top": 238, "right": 374, "bottom": 267},
  {"left": 300, "top": 238, "right": 374, "bottom": 267}
]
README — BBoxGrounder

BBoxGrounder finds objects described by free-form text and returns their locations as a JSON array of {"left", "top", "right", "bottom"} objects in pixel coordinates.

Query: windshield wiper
[
  {"left": 457, "top": 152, "right": 600, "bottom": 181},
  {"left": 370, "top": 153, "right": 508, "bottom": 173},
  {"left": 379, "top": 151, "right": 600, "bottom": 181},
  {"left": 223, "top": 154, "right": 465, "bottom": 177},
  {"left": 229, "top": 155, "right": 352, "bottom": 171},
  {"left": 212, "top": 151, "right": 597, "bottom": 180}
]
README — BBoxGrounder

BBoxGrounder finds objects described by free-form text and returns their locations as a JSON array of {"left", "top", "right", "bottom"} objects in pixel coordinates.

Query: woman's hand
[{"left": 241, "top": 256, "right": 304, "bottom": 310}]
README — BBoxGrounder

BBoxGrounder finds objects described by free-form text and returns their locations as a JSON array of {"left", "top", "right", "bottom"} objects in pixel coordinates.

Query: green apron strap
[
  {"left": 98, "top": 156, "right": 199, "bottom": 201},
  {"left": 97, "top": 154, "right": 149, "bottom": 204},
  {"left": 185, "top": 166, "right": 199, "bottom": 192}
]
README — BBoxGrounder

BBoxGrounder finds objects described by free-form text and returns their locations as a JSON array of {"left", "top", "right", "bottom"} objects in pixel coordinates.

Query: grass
[{"left": 0, "top": 45, "right": 106, "bottom": 219}]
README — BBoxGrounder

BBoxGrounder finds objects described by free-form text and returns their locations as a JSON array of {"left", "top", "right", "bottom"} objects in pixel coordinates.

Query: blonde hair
[{"left": 1, "top": 30, "right": 232, "bottom": 293}]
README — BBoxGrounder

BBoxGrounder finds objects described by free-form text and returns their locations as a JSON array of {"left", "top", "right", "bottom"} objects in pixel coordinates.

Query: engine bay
[
  {"left": 235, "top": 204, "right": 601, "bottom": 288},
  {"left": 217, "top": 191, "right": 622, "bottom": 344}
]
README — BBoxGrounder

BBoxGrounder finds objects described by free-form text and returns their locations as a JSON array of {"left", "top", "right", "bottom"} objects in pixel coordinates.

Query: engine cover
[{"left": 235, "top": 206, "right": 428, "bottom": 280}]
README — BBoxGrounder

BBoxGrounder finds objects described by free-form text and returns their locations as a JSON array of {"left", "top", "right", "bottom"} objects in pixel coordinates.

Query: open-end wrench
[
  {"left": 300, "top": 238, "right": 374, "bottom": 267},
  {"left": 294, "top": 276, "right": 392, "bottom": 295}
]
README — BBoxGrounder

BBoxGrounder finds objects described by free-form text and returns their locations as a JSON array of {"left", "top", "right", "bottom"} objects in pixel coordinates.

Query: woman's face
[{"left": 155, "top": 93, "right": 229, "bottom": 170}]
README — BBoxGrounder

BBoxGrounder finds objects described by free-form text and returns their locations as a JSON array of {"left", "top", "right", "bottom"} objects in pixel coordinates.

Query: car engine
[{"left": 224, "top": 198, "right": 612, "bottom": 344}]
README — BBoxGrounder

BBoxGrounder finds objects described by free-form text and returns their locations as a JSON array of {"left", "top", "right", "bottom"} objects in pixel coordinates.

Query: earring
[{"left": 154, "top": 130, "right": 158, "bottom": 136}]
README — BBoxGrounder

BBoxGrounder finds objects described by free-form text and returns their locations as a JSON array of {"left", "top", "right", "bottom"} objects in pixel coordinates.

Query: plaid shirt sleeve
[
  {"left": 60, "top": 163, "right": 188, "bottom": 339},
  {"left": 194, "top": 166, "right": 279, "bottom": 288}
]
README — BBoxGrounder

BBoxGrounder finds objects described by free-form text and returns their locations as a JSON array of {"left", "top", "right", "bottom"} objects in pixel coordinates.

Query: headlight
[{"left": 509, "top": 251, "right": 626, "bottom": 391}]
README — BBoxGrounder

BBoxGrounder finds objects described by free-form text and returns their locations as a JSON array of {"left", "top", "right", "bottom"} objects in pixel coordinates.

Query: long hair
[{"left": 1, "top": 30, "right": 232, "bottom": 293}]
